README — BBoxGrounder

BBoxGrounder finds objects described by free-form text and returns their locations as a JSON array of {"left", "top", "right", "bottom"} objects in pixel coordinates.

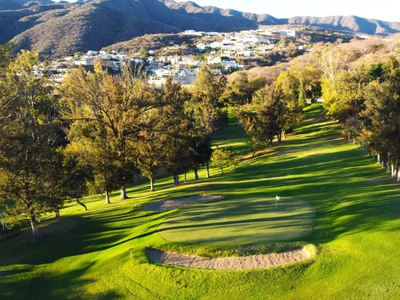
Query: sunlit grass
[
  {"left": 158, "top": 197, "right": 315, "bottom": 245},
  {"left": 1, "top": 104, "right": 400, "bottom": 299}
]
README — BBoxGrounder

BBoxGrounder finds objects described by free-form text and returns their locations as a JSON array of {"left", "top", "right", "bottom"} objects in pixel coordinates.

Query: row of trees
[
  {"left": 221, "top": 53, "right": 323, "bottom": 156},
  {"left": 0, "top": 43, "right": 342, "bottom": 241},
  {"left": 229, "top": 44, "right": 400, "bottom": 181},
  {"left": 224, "top": 43, "right": 400, "bottom": 177},
  {"left": 233, "top": 62, "right": 317, "bottom": 156},
  {"left": 0, "top": 47, "right": 228, "bottom": 241},
  {"left": 321, "top": 53, "right": 400, "bottom": 181}
]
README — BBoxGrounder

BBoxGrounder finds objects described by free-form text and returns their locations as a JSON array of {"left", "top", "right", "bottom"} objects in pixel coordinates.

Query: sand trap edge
[{"left": 147, "top": 246, "right": 316, "bottom": 270}]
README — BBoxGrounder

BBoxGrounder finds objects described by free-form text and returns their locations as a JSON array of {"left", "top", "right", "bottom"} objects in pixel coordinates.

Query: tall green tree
[
  {"left": 222, "top": 72, "right": 252, "bottom": 106},
  {"left": 60, "top": 64, "right": 157, "bottom": 201},
  {"left": 60, "top": 155, "right": 93, "bottom": 211},
  {"left": 222, "top": 72, "right": 267, "bottom": 106},
  {"left": 211, "top": 148, "right": 239, "bottom": 174},
  {"left": 237, "top": 106, "right": 275, "bottom": 157},
  {"left": 0, "top": 43, "right": 13, "bottom": 73},
  {"left": 238, "top": 80, "right": 304, "bottom": 155},
  {"left": 158, "top": 77, "right": 192, "bottom": 186},
  {"left": 0, "top": 51, "right": 64, "bottom": 241},
  {"left": 322, "top": 68, "right": 368, "bottom": 123},
  {"left": 135, "top": 130, "right": 163, "bottom": 191},
  {"left": 190, "top": 64, "right": 227, "bottom": 177},
  {"left": 362, "top": 56, "right": 400, "bottom": 178},
  {"left": 139, "top": 46, "right": 149, "bottom": 60}
]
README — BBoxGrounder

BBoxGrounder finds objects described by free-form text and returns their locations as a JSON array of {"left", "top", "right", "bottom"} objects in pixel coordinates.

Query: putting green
[{"left": 158, "top": 197, "right": 315, "bottom": 245}]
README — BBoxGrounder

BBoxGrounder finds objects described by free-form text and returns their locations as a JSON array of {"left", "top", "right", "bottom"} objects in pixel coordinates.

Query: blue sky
[{"left": 175, "top": 0, "right": 400, "bottom": 22}]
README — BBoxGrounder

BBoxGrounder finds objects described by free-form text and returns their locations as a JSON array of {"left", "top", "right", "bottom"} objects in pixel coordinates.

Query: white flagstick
[{"left": 275, "top": 196, "right": 280, "bottom": 211}]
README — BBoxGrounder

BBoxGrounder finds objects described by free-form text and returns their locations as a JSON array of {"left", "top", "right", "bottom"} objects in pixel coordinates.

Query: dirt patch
[
  {"left": 148, "top": 247, "right": 312, "bottom": 270},
  {"left": 142, "top": 195, "right": 222, "bottom": 212}
]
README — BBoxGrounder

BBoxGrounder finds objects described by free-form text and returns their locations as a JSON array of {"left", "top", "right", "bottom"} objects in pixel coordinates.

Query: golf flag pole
[{"left": 275, "top": 196, "right": 280, "bottom": 211}]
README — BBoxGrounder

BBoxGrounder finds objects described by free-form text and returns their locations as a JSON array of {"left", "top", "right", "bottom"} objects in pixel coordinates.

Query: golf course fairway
[{"left": 1, "top": 104, "right": 400, "bottom": 299}]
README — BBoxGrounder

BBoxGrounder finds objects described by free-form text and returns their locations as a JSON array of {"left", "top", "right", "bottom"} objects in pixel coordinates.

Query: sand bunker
[
  {"left": 148, "top": 247, "right": 312, "bottom": 270},
  {"left": 143, "top": 195, "right": 221, "bottom": 212}
]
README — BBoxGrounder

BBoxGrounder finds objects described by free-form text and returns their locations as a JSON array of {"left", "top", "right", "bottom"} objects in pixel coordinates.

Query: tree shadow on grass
[
  {"left": 0, "top": 261, "right": 123, "bottom": 300},
  {"left": 2, "top": 104, "right": 400, "bottom": 297},
  {"left": 153, "top": 135, "right": 400, "bottom": 247},
  {"left": 0, "top": 206, "right": 167, "bottom": 267}
]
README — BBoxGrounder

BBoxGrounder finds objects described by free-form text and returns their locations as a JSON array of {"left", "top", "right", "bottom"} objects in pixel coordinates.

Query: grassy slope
[{"left": 1, "top": 104, "right": 400, "bottom": 299}]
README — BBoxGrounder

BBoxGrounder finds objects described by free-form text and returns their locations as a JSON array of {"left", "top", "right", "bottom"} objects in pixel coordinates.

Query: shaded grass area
[
  {"left": 213, "top": 108, "right": 249, "bottom": 154},
  {"left": 158, "top": 197, "right": 315, "bottom": 245},
  {"left": 1, "top": 104, "right": 400, "bottom": 299}
]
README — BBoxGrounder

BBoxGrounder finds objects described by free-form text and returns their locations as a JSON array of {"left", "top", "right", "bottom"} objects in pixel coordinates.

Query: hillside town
[
  {"left": 35, "top": 25, "right": 362, "bottom": 87},
  {"left": 36, "top": 27, "right": 307, "bottom": 86}
]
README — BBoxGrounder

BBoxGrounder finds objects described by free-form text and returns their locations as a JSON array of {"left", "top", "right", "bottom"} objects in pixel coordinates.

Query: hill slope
[
  {"left": 1, "top": 0, "right": 400, "bottom": 56},
  {"left": 0, "top": 0, "right": 21, "bottom": 10},
  {"left": 288, "top": 15, "right": 400, "bottom": 35}
]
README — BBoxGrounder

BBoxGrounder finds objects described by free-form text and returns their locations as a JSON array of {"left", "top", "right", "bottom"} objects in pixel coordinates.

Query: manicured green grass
[
  {"left": 213, "top": 108, "right": 249, "bottom": 154},
  {"left": 1, "top": 104, "right": 400, "bottom": 299},
  {"left": 158, "top": 197, "right": 315, "bottom": 245}
]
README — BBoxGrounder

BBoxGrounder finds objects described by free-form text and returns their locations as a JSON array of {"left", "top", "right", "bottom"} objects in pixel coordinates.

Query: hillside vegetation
[{"left": 1, "top": 0, "right": 400, "bottom": 56}]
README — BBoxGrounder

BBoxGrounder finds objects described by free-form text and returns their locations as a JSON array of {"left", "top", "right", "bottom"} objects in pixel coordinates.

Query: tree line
[
  {"left": 229, "top": 43, "right": 400, "bottom": 184},
  {"left": 0, "top": 48, "right": 231, "bottom": 241},
  {"left": 0, "top": 43, "right": 336, "bottom": 241},
  {"left": 320, "top": 48, "right": 400, "bottom": 182}
]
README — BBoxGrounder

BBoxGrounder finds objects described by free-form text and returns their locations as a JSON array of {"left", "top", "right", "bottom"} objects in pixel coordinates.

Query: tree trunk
[
  {"left": 194, "top": 168, "right": 199, "bottom": 181},
  {"left": 397, "top": 166, "right": 400, "bottom": 183},
  {"left": 55, "top": 207, "right": 60, "bottom": 219},
  {"left": 277, "top": 133, "right": 282, "bottom": 142},
  {"left": 150, "top": 177, "right": 155, "bottom": 191},
  {"left": 382, "top": 160, "right": 387, "bottom": 169},
  {"left": 377, "top": 154, "right": 381, "bottom": 163},
  {"left": 387, "top": 164, "right": 391, "bottom": 173},
  {"left": 76, "top": 199, "right": 88, "bottom": 211},
  {"left": 173, "top": 174, "right": 179, "bottom": 186},
  {"left": 391, "top": 164, "right": 396, "bottom": 177},
  {"left": 206, "top": 162, "right": 210, "bottom": 179},
  {"left": 30, "top": 216, "right": 41, "bottom": 242},
  {"left": 184, "top": 172, "right": 187, "bottom": 183},
  {"left": 105, "top": 191, "right": 110, "bottom": 204},
  {"left": 120, "top": 185, "right": 129, "bottom": 200},
  {"left": 134, "top": 169, "right": 141, "bottom": 183},
  {"left": 220, "top": 166, "right": 224, "bottom": 174}
]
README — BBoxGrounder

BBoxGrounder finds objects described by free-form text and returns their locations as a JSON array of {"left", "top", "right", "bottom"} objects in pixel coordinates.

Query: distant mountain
[
  {"left": 0, "top": 0, "right": 400, "bottom": 57},
  {"left": 288, "top": 15, "right": 400, "bottom": 36},
  {"left": 0, "top": 0, "right": 22, "bottom": 10}
]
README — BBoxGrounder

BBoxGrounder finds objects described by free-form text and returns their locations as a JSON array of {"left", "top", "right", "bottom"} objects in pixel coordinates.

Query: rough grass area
[
  {"left": 158, "top": 197, "right": 315, "bottom": 245},
  {"left": 1, "top": 104, "right": 400, "bottom": 299}
]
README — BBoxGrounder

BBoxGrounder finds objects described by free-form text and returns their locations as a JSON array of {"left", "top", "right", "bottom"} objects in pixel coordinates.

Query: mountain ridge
[{"left": 1, "top": 0, "right": 400, "bottom": 57}]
